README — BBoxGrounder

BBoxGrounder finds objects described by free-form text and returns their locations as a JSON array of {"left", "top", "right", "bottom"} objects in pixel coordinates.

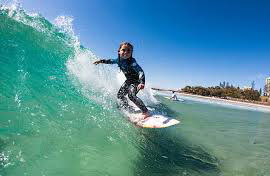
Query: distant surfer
[
  {"left": 93, "top": 42, "right": 150, "bottom": 119},
  {"left": 170, "top": 91, "right": 178, "bottom": 101}
]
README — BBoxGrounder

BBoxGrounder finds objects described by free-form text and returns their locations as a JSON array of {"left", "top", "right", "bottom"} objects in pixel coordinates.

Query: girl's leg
[
  {"left": 127, "top": 84, "right": 148, "bottom": 113},
  {"left": 117, "top": 81, "right": 129, "bottom": 109}
]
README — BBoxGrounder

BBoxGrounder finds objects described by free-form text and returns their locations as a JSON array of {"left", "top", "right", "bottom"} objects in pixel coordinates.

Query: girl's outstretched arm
[{"left": 93, "top": 59, "right": 118, "bottom": 65}]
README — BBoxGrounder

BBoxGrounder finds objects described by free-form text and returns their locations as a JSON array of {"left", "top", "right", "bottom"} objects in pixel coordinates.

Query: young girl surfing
[{"left": 93, "top": 42, "right": 150, "bottom": 119}]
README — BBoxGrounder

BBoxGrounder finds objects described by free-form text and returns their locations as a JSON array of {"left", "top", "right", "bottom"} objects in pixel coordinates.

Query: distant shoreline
[
  {"left": 152, "top": 88, "right": 270, "bottom": 109},
  {"left": 178, "top": 92, "right": 270, "bottom": 109}
]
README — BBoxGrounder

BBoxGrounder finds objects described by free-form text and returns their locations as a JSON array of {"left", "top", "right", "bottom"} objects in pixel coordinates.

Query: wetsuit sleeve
[
  {"left": 131, "top": 60, "right": 145, "bottom": 84},
  {"left": 100, "top": 58, "right": 118, "bottom": 64}
]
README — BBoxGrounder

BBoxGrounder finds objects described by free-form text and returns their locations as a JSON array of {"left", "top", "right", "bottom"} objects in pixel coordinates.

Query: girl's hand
[
  {"left": 137, "top": 84, "right": 145, "bottom": 90},
  {"left": 93, "top": 60, "right": 101, "bottom": 65}
]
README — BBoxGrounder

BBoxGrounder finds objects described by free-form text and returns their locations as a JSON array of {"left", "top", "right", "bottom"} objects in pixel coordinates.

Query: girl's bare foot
[{"left": 142, "top": 112, "right": 151, "bottom": 121}]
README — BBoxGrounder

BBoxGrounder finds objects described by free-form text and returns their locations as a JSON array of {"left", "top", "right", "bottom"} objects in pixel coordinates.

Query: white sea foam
[{"left": 54, "top": 16, "right": 81, "bottom": 52}]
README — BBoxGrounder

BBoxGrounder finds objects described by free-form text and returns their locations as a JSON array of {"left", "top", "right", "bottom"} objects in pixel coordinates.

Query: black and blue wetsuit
[{"left": 100, "top": 57, "right": 148, "bottom": 113}]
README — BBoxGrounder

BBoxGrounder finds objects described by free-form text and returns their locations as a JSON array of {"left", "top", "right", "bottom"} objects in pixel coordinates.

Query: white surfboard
[
  {"left": 126, "top": 109, "right": 180, "bottom": 128},
  {"left": 121, "top": 103, "right": 180, "bottom": 128},
  {"left": 136, "top": 115, "right": 180, "bottom": 128}
]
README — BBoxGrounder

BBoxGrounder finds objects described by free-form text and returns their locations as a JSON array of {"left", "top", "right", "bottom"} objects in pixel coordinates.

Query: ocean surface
[{"left": 1, "top": 4, "right": 270, "bottom": 176}]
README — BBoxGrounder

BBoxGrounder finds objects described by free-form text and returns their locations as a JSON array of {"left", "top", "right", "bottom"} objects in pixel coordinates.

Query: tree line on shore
[{"left": 181, "top": 84, "right": 261, "bottom": 101}]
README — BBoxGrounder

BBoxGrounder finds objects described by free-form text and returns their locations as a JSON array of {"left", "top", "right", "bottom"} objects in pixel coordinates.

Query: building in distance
[{"left": 265, "top": 77, "right": 270, "bottom": 97}]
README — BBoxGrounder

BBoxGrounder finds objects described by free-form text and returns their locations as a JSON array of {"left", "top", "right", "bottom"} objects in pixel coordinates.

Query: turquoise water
[{"left": 1, "top": 5, "right": 270, "bottom": 176}]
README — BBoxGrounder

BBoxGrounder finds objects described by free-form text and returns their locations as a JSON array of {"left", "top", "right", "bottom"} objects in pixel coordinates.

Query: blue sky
[{"left": 17, "top": 0, "right": 270, "bottom": 90}]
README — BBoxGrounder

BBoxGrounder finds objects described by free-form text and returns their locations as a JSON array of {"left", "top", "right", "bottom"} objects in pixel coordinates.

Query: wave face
[{"left": 0, "top": 3, "right": 221, "bottom": 176}]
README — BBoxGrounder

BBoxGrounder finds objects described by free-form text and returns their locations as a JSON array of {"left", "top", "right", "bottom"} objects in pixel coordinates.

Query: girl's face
[{"left": 119, "top": 45, "right": 132, "bottom": 59}]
